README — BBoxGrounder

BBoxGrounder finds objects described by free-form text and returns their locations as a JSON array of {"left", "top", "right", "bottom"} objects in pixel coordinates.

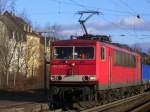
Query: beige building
[{"left": 0, "top": 11, "right": 44, "bottom": 78}]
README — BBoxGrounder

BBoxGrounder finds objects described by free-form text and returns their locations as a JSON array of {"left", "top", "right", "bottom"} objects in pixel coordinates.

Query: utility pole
[{"left": 37, "top": 31, "right": 54, "bottom": 96}]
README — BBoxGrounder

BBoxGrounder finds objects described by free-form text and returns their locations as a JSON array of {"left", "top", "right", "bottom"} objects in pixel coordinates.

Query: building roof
[
  {"left": 3, "top": 11, "right": 29, "bottom": 31},
  {"left": 0, "top": 11, "right": 43, "bottom": 42},
  {"left": 0, "top": 12, "right": 24, "bottom": 33}
]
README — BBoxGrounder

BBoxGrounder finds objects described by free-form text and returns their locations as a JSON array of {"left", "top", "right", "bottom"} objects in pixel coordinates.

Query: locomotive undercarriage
[
  {"left": 48, "top": 83, "right": 97, "bottom": 109},
  {"left": 96, "top": 85, "right": 143, "bottom": 104},
  {"left": 48, "top": 83, "right": 150, "bottom": 110}
]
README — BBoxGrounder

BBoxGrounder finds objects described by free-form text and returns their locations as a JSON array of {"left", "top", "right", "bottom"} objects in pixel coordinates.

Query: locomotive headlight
[
  {"left": 89, "top": 76, "right": 96, "bottom": 81},
  {"left": 51, "top": 76, "right": 55, "bottom": 80},
  {"left": 82, "top": 76, "right": 89, "bottom": 81},
  {"left": 71, "top": 63, "right": 75, "bottom": 66},
  {"left": 65, "top": 60, "right": 68, "bottom": 64},
  {"left": 56, "top": 76, "right": 62, "bottom": 81}
]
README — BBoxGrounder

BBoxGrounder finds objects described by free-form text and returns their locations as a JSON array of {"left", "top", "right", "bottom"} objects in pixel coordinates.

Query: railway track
[
  {"left": 49, "top": 92, "right": 150, "bottom": 112},
  {"left": 0, "top": 102, "right": 49, "bottom": 112},
  {"left": 79, "top": 92, "right": 150, "bottom": 112},
  {"left": 0, "top": 102, "right": 37, "bottom": 109},
  {"left": 130, "top": 101, "right": 150, "bottom": 112},
  {"left": 0, "top": 92, "right": 150, "bottom": 112}
]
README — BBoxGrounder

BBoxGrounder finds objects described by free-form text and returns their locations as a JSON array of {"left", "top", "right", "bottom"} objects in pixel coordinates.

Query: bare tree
[
  {"left": 0, "top": 0, "right": 16, "bottom": 14},
  {"left": 42, "top": 24, "right": 62, "bottom": 39},
  {"left": 132, "top": 43, "right": 142, "bottom": 53},
  {"left": 0, "top": 0, "right": 8, "bottom": 14},
  {"left": 20, "top": 37, "right": 43, "bottom": 78},
  {"left": 11, "top": 41, "right": 25, "bottom": 86},
  {"left": 0, "top": 22, "right": 18, "bottom": 88},
  {"left": 19, "top": 9, "right": 32, "bottom": 26}
]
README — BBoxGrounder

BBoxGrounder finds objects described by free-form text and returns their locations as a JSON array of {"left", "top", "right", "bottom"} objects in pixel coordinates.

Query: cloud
[
  {"left": 41, "top": 16, "right": 150, "bottom": 38},
  {"left": 118, "top": 16, "right": 150, "bottom": 31},
  {"left": 58, "top": 21, "right": 117, "bottom": 37},
  {"left": 120, "top": 16, "right": 144, "bottom": 26}
]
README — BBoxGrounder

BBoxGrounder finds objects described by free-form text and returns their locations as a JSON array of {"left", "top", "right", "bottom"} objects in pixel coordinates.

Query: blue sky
[{"left": 15, "top": 0, "right": 150, "bottom": 46}]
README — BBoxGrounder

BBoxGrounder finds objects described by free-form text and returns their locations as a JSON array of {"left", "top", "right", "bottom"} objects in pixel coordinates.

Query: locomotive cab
[{"left": 50, "top": 39, "right": 98, "bottom": 85}]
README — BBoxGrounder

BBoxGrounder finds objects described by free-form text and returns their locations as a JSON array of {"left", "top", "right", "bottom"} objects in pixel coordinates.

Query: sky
[{"left": 15, "top": 0, "right": 150, "bottom": 47}]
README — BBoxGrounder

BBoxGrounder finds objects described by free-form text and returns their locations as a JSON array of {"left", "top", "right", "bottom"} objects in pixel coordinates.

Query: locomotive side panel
[
  {"left": 96, "top": 42, "right": 141, "bottom": 90},
  {"left": 96, "top": 43, "right": 111, "bottom": 90},
  {"left": 111, "top": 48, "right": 141, "bottom": 88}
]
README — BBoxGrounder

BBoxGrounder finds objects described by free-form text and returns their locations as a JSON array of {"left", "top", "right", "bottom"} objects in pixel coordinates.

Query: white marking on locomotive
[{"left": 50, "top": 75, "right": 96, "bottom": 81}]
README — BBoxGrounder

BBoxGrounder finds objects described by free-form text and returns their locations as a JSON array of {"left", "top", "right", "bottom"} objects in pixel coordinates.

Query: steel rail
[
  {"left": 81, "top": 92, "right": 150, "bottom": 112},
  {"left": 0, "top": 102, "right": 39, "bottom": 110},
  {"left": 130, "top": 101, "right": 150, "bottom": 112}
]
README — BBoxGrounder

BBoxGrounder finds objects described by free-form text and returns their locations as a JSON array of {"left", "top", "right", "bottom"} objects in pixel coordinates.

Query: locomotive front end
[{"left": 50, "top": 40, "right": 97, "bottom": 85}]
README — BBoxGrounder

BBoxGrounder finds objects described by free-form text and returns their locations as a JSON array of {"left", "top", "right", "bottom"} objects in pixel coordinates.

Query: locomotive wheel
[{"left": 48, "top": 86, "right": 60, "bottom": 109}]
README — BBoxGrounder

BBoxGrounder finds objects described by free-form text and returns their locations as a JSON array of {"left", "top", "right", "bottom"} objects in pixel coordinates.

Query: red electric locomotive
[
  {"left": 50, "top": 36, "right": 141, "bottom": 88},
  {"left": 49, "top": 35, "right": 141, "bottom": 106},
  {"left": 49, "top": 11, "right": 142, "bottom": 107}
]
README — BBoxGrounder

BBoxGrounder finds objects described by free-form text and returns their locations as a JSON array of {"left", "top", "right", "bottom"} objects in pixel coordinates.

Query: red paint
[
  {"left": 51, "top": 60, "right": 96, "bottom": 76},
  {"left": 50, "top": 39, "right": 141, "bottom": 88},
  {"left": 96, "top": 42, "right": 141, "bottom": 87}
]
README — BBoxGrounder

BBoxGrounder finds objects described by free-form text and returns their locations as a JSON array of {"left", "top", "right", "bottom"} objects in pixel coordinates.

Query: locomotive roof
[{"left": 52, "top": 39, "right": 97, "bottom": 46}]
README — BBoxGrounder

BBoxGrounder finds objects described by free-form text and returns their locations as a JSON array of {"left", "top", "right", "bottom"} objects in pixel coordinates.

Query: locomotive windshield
[
  {"left": 54, "top": 46, "right": 94, "bottom": 60},
  {"left": 74, "top": 47, "right": 94, "bottom": 59},
  {"left": 54, "top": 47, "right": 73, "bottom": 59}
]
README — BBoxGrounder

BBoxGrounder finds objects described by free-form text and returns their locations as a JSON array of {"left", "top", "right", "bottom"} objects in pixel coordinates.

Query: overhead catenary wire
[
  {"left": 58, "top": 0, "right": 62, "bottom": 14},
  {"left": 111, "top": 0, "right": 134, "bottom": 16},
  {"left": 115, "top": 0, "right": 142, "bottom": 38},
  {"left": 49, "top": 0, "right": 149, "bottom": 16},
  {"left": 145, "top": 0, "right": 150, "bottom": 4},
  {"left": 48, "top": 0, "right": 150, "bottom": 18},
  {"left": 118, "top": 0, "right": 137, "bottom": 14},
  {"left": 37, "top": 0, "right": 150, "bottom": 41},
  {"left": 101, "top": 15, "right": 132, "bottom": 35},
  {"left": 50, "top": 0, "right": 150, "bottom": 19},
  {"left": 69, "top": 0, "right": 89, "bottom": 10},
  {"left": 27, "top": 11, "right": 150, "bottom": 18}
]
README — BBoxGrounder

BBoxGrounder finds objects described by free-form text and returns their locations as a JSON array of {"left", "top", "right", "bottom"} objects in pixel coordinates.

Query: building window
[{"left": 101, "top": 47, "right": 105, "bottom": 60}]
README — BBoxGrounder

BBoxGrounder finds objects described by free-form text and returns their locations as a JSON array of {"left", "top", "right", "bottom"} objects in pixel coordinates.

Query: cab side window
[{"left": 101, "top": 47, "right": 105, "bottom": 60}]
